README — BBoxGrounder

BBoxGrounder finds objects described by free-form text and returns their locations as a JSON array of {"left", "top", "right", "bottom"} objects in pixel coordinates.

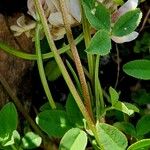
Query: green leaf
[
  {"left": 109, "top": 87, "right": 119, "bottom": 105},
  {"left": 82, "top": 0, "right": 111, "bottom": 31},
  {"left": 0, "top": 103, "right": 18, "bottom": 145},
  {"left": 21, "top": 132, "right": 42, "bottom": 149},
  {"left": 59, "top": 128, "right": 87, "bottom": 150},
  {"left": 97, "top": 123, "right": 128, "bottom": 150},
  {"left": 66, "top": 94, "right": 84, "bottom": 127},
  {"left": 124, "top": 103, "right": 139, "bottom": 113},
  {"left": 36, "top": 110, "right": 72, "bottom": 137},
  {"left": 112, "top": 9, "right": 142, "bottom": 36},
  {"left": 3, "top": 130, "right": 20, "bottom": 147},
  {"left": 113, "top": 122, "right": 136, "bottom": 137},
  {"left": 136, "top": 115, "right": 150, "bottom": 136},
  {"left": 86, "top": 30, "right": 111, "bottom": 55},
  {"left": 123, "top": 59, "right": 150, "bottom": 80},
  {"left": 45, "top": 60, "right": 62, "bottom": 81},
  {"left": 112, "top": 101, "right": 134, "bottom": 116},
  {"left": 127, "top": 139, "right": 150, "bottom": 150}
]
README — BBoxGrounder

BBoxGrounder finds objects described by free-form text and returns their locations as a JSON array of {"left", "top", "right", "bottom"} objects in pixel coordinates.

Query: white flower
[
  {"left": 111, "top": 0, "right": 139, "bottom": 43},
  {"left": 23, "top": 0, "right": 81, "bottom": 40},
  {"left": 69, "top": 0, "right": 81, "bottom": 22},
  {"left": 27, "top": 0, "right": 47, "bottom": 20},
  {"left": 111, "top": 31, "right": 139, "bottom": 43},
  {"left": 11, "top": 0, "right": 81, "bottom": 40},
  {"left": 112, "top": 0, "right": 138, "bottom": 22},
  {"left": 48, "top": 12, "right": 76, "bottom": 27},
  {"left": 10, "top": 15, "right": 36, "bottom": 37},
  {"left": 11, "top": 0, "right": 140, "bottom": 43},
  {"left": 27, "top": 0, "right": 81, "bottom": 25}
]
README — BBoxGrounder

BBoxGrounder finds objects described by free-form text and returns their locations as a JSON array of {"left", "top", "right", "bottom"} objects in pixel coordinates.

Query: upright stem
[
  {"left": 114, "top": 44, "right": 120, "bottom": 89},
  {"left": 35, "top": 24, "right": 56, "bottom": 109},
  {"left": 66, "top": 60, "right": 82, "bottom": 95},
  {"left": 34, "top": 0, "right": 101, "bottom": 146},
  {"left": 95, "top": 56, "right": 104, "bottom": 119},
  {"left": 95, "top": 55, "right": 101, "bottom": 119},
  {"left": 59, "top": 0, "right": 93, "bottom": 121}
]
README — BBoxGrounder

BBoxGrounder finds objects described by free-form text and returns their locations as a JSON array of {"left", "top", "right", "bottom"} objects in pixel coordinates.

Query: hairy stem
[{"left": 59, "top": 0, "right": 94, "bottom": 121}]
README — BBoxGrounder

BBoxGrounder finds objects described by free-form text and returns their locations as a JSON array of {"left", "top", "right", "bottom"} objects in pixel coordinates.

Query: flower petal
[
  {"left": 46, "top": 0, "right": 59, "bottom": 12},
  {"left": 48, "top": 12, "right": 64, "bottom": 26},
  {"left": 69, "top": 0, "right": 81, "bottom": 22},
  {"left": 24, "top": 22, "right": 36, "bottom": 31},
  {"left": 14, "top": 32, "right": 23, "bottom": 36},
  {"left": 117, "top": 0, "right": 138, "bottom": 15},
  {"left": 27, "top": 0, "right": 45, "bottom": 19},
  {"left": 48, "top": 12, "right": 76, "bottom": 26},
  {"left": 27, "top": 0, "right": 36, "bottom": 19},
  {"left": 112, "top": 0, "right": 138, "bottom": 22},
  {"left": 10, "top": 25, "right": 22, "bottom": 32},
  {"left": 17, "top": 15, "right": 26, "bottom": 27},
  {"left": 111, "top": 31, "right": 139, "bottom": 43}
]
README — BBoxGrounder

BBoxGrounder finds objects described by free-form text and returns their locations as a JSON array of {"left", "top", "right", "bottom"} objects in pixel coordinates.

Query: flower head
[
  {"left": 11, "top": 0, "right": 81, "bottom": 40},
  {"left": 10, "top": 15, "right": 36, "bottom": 38},
  {"left": 11, "top": 0, "right": 141, "bottom": 44}
]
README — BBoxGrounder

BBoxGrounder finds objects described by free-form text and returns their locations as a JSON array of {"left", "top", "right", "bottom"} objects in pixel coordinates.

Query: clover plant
[{"left": 0, "top": 0, "right": 149, "bottom": 150}]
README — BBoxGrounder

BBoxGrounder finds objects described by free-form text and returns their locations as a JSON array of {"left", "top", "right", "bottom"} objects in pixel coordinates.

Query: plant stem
[
  {"left": 35, "top": 24, "right": 56, "bottom": 109},
  {"left": 114, "top": 44, "right": 120, "bottom": 89},
  {"left": 66, "top": 51, "right": 91, "bottom": 81},
  {"left": 103, "top": 89, "right": 111, "bottom": 103},
  {"left": 98, "top": 80, "right": 104, "bottom": 110},
  {"left": 34, "top": 0, "right": 101, "bottom": 146},
  {"left": 0, "top": 33, "right": 83, "bottom": 60},
  {"left": 95, "top": 55, "right": 101, "bottom": 119},
  {"left": 66, "top": 60, "right": 82, "bottom": 95},
  {"left": 59, "top": 0, "right": 94, "bottom": 121},
  {"left": 95, "top": 56, "right": 104, "bottom": 119}
]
